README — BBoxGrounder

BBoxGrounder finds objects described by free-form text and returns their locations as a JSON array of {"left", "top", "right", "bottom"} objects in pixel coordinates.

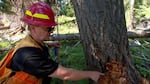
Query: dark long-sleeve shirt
[{"left": 10, "top": 46, "right": 58, "bottom": 84}]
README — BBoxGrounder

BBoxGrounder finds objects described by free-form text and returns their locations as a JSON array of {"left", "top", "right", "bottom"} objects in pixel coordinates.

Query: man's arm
[{"left": 49, "top": 65, "right": 103, "bottom": 82}]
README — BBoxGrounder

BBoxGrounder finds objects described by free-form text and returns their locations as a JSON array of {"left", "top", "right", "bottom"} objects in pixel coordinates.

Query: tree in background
[
  {"left": 129, "top": 0, "right": 135, "bottom": 30},
  {"left": 124, "top": 0, "right": 150, "bottom": 29},
  {"left": 71, "top": 0, "right": 142, "bottom": 84},
  {"left": 58, "top": 0, "right": 74, "bottom": 17},
  {"left": 0, "top": 0, "right": 13, "bottom": 14},
  {"left": 134, "top": 0, "right": 150, "bottom": 29}
]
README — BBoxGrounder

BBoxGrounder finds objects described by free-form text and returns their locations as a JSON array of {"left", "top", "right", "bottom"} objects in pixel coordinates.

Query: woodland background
[{"left": 0, "top": 0, "right": 150, "bottom": 84}]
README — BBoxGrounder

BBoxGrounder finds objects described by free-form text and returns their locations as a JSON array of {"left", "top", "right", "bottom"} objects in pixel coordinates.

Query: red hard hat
[{"left": 21, "top": 2, "right": 57, "bottom": 27}]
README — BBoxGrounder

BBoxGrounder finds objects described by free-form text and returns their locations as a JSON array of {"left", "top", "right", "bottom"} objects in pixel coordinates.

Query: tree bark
[{"left": 71, "top": 0, "right": 142, "bottom": 84}]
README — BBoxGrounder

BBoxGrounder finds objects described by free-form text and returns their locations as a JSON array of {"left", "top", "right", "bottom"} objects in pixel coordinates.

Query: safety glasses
[{"left": 47, "top": 27, "right": 55, "bottom": 32}]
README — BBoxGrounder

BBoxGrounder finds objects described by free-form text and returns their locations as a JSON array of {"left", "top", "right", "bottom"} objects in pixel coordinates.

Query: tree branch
[{"left": 51, "top": 29, "right": 150, "bottom": 40}]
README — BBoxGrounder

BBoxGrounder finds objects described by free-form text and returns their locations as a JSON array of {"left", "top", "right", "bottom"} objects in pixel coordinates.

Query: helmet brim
[{"left": 21, "top": 17, "right": 58, "bottom": 27}]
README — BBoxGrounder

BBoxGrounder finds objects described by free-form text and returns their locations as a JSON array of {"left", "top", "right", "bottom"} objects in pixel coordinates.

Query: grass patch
[
  {"left": 0, "top": 41, "right": 11, "bottom": 48},
  {"left": 0, "top": 41, "right": 12, "bottom": 60},
  {"left": 129, "top": 38, "right": 150, "bottom": 78},
  {"left": 49, "top": 40, "right": 89, "bottom": 83}
]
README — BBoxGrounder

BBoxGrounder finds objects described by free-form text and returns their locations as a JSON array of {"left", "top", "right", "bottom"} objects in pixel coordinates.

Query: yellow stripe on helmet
[{"left": 25, "top": 10, "right": 50, "bottom": 19}]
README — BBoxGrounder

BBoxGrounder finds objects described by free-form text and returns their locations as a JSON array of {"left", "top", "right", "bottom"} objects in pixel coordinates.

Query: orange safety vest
[{"left": 0, "top": 35, "right": 43, "bottom": 84}]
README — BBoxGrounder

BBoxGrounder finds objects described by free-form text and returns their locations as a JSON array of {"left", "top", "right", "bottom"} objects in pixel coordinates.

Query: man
[{"left": 7, "top": 2, "right": 103, "bottom": 84}]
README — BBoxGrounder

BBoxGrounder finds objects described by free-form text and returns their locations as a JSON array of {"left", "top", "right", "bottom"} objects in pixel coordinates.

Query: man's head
[{"left": 21, "top": 2, "right": 57, "bottom": 43}]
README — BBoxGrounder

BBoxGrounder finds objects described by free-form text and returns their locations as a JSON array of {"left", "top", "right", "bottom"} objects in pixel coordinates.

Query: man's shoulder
[
  {"left": 14, "top": 35, "right": 42, "bottom": 50},
  {"left": 14, "top": 47, "right": 42, "bottom": 57}
]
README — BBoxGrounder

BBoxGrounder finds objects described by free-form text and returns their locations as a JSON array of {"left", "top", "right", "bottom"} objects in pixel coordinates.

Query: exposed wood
[
  {"left": 51, "top": 29, "right": 150, "bottom": 40},
  {"left": 98, "top": 61, "right": 128, "bottom": 84}
]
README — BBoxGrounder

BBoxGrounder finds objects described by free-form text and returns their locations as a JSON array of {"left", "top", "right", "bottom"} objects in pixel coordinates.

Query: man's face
[{"left": 32, "top": 26, "right": 54, "bottom": 41}]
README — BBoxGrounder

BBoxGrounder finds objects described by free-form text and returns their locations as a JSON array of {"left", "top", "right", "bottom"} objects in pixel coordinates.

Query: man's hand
[
  {"left": 50, "top": 41, "right": 61, "bottom": 48},
  {"left": 90, "top": 71, "right": 104, "bottom": 82},
  {"left": 44, "top": 41, "right": 61, "bottom": 48}
]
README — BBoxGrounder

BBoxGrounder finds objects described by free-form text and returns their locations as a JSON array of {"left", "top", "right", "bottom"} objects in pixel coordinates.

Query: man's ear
[
  {"left": 28, "top": 25, "right": 36, "bottom": 34},
  {"left": 30, "top": 25, "right": 36, "bottom": 31},
  {"left": 30, "top": 25, "right": 34, "bottom": 29}
]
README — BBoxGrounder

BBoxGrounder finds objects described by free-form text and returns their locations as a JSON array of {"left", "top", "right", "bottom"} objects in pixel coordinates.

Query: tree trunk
[
  {"left": 71, "top": 0, "right": 142, "bottom": 84},
  {"left": 129, "top": 0, "right": 135, "bottom": 30}
]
